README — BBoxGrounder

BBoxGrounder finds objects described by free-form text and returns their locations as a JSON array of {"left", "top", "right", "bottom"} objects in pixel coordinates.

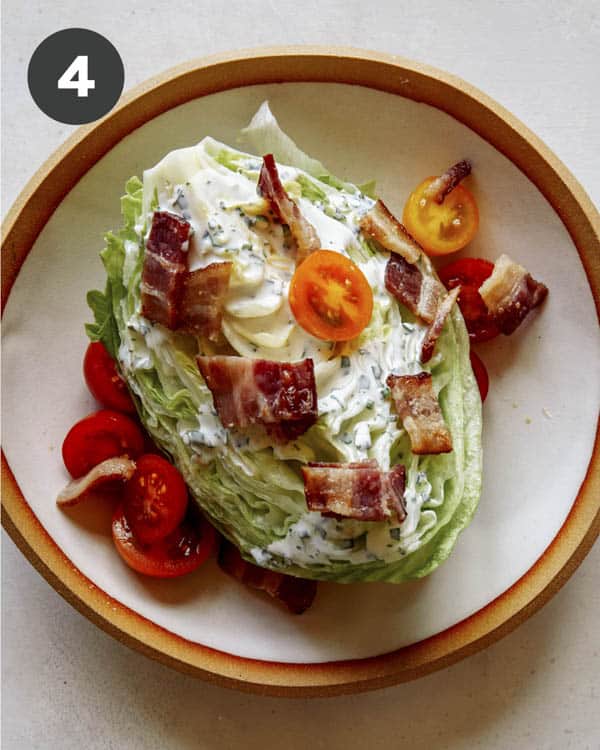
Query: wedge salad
[{"left": 59, "top": 103, "right": 548, "bottom": 611}]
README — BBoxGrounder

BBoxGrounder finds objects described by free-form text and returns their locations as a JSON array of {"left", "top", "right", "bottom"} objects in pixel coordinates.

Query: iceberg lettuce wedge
[{"left": 86, "top": 104, "right": 482, "bottom": 583}]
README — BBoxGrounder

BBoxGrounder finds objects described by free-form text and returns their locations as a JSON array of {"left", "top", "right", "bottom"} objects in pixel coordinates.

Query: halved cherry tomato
[
  {"left": 123, "top": 454, "right": 188, "bottom": 545},
  {"left": 83, "top": 341, "right": 136, "bottom": 414},
  {"left": 470, "top": 351, "right": 489, "bottom": 403},
  {"left": 439, "top": 257, "right": 494, "bottom": 288},
  {"left": 403, "top": 177, "right": 479, "bottom": 256},
  {"left": 112, "top": 506, "right": 217, "bottom": 578},
  {"left": 289, "top": 250, "right": 373, "bottom": 341},
  {"left": 62, "top": 410, "right": 145, "bottom": 479},
  {"left": 438, "top": 258, "right": 500, "bottom": 343}
]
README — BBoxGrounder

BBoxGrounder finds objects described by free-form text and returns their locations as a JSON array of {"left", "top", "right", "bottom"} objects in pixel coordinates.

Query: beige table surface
[{"left": 2, "top": 1, "right": 599, "bottom": 748}]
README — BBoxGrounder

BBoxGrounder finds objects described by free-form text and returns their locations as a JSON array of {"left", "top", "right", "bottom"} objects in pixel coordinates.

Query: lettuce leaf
[
  {"left": 239, "top": 101, "right": 329, "bottom": 177},
  {"left": 85, "top": 177, "right": 144, "bottom": 355},
  {"left": 85, "top": 284, "right": 120, "bottom": 358},
  {"left": 239, "top": 101, "right": 376, "bottom": 198}
]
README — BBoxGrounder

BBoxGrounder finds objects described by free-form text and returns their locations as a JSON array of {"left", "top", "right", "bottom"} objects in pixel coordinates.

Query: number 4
[{"left": 58, "top": 55, "right": 95, "bottom": 98}]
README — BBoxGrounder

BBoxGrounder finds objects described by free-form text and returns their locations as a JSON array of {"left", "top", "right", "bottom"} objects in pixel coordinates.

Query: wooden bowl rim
[{"left": 2, "top": 45, "right": 599, "bottom": 697}]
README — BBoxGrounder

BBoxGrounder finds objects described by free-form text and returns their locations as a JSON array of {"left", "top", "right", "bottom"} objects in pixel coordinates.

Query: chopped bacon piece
[
  {"left": 257, "top": 154, "right": 321, "bottom": 263},
  {"left": 387, "top": 372, "right": 453, "bottom": 455},
  {"left": 197, "top": 356, "right": 317, "bottom": 441},
  {"left": 478, "top": 254, "right": 548, "bottom": 335},
  {"left": 141, "top": 211, "right": 192, "bottom": 329},
  {"left": 421, "top": 287, "right": 460, "bottom": 363},
  {"left": 302, "top": 461, "right": 406, "bottom": 522},
  {"left": 269, "top": 415, "right": 318, "bottom": 443},
  {"left": 360, "top": 200, "right": 422, "bottom": 264},
  {"left": 314, "top": 460, "right": 378, "bottom": 519},
  {"left": 218, "top": 540, "right": 317, "bottom": 614},
  {"left": 141, "top": 213, "right": 233, "bottom": 340},
  {"left": 385, "top": 253, "right": 444, "bottom": 324},
  {"left": 424, "top": 160, "right": 472, "bottom": 204},
  {"left": 57, "top": 457, "right": 136, "bottom": 507},
  {"left": 180, "top": 262, "right": 232, "bottom": 341}
]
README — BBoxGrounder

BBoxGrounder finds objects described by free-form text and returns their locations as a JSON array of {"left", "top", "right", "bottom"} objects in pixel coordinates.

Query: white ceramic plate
[{"left": 2, "top": 49, "right": 599, "bottom": 695}]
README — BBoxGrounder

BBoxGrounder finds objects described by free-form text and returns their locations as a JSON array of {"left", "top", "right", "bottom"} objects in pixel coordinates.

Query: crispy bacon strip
[
  {"left": 424, "top": 160, "right": 472, "bottom": 204},
  {"left": 385, "top": 253, "right": 444, "bottom": 324},
  {"left": 257, "top": 154, "right": 321, "bottom": 263},
  {"left": 141, "top": 211, "right": 192, "bottom": 329},
  {"left": 360, "top": 200, "right": 422, "bottom": 264},
  {"left": 197, "top": 356, "right": 317, "bottom": 441},
  {"left": 421, "top": 287, "right": 460, "bottom": 363},
  {"left": 218, "top": 540, "right": 317, "bottom": 614},
  {"left": 141, "top": 213, "right": 233, "bottom": 339},
  {"left": 479, "top": 254, "right": 548, "bottom": 335},
  {"left": 387, "top": 372, "right": 453, "bottom": 455},
  {"left": 56, "top": 457, "right": 136, "bottom": 507},
  {"left": 302, "top": 461, "right": 406, "bottom": 522},
  {"left": 180, "top": 262, "right": 232, "bottom": 341},
  {"left": 269, "top": 415, "right": 319, "bottom": 443}
]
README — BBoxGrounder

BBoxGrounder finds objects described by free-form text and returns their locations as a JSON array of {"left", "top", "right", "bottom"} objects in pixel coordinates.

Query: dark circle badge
[{"left": 28, "top": 29, "right": 124, "bottom": 125}]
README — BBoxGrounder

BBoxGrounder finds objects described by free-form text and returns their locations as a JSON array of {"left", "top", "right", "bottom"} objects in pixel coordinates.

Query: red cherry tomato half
[
  {"left": 438, "top": 257, "right": 500, "bottom": 343},
  {"left": 470, "top": 350, "right": 489, "bottom": 403},
  {"left": 62, "top": 410, "right": 145, "bottom": 479},
  {"left": 123, "top": 454, "right": 188, "bottom": 545},
  {"left": 83, "top": 342, "right": 136, "bottom": 414},
  {"left": 439, "top": 257, "right": 494, "bottom": 288},
  {"left": 112, "top": 506, "right": 218, "bottom": 578}
]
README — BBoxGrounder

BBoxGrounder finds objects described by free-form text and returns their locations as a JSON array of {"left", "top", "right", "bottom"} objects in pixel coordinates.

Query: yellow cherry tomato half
[
  {"left": 402, "top": 177, "right": 479, "bottom": 256},
  {"left": 289, "top": 250, "right": 373, "bottom": 341}
]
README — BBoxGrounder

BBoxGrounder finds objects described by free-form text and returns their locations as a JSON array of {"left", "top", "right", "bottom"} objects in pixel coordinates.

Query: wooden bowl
[{"left": 2, "top": 47, "right": 599, "bottom": 696}]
